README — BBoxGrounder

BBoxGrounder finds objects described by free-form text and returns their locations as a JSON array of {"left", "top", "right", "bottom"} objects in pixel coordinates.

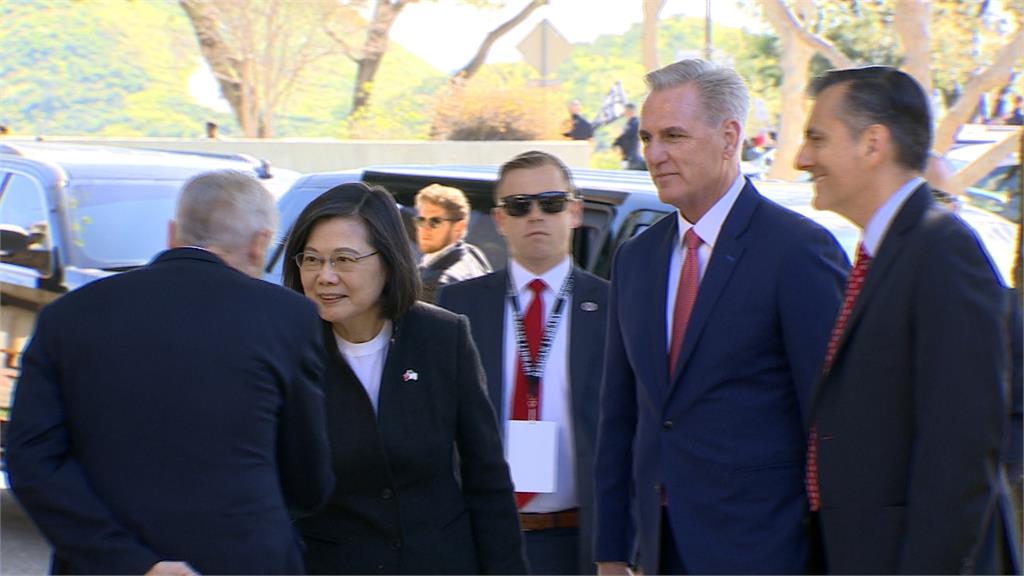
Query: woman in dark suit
[{"left": 282, "top": 182, "right": 526, "bottom": 575}]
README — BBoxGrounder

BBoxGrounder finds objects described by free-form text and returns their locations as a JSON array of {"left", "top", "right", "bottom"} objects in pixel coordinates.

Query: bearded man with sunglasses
[
  {"left": 438, "top": 150, "right": 609, "bottom": 575},
  {"left": 414, "top": 183, "right": 491, "bottom": 303}
]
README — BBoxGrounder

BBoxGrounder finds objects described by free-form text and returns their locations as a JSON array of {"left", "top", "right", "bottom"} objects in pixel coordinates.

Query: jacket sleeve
[
  {"left": 593, "top": 244, "right": 639, "bottom": 563},
  {"left": 6, "top": 307, "right": 163, "bottom": 575},
  {"left": 452, "top": 314, "right": 528, "bottom": 574},
  {"left": 276, "top": 306, "right": 335, "bottom": 517},
  {"left": 899, "top": 222, "right": 1007, "bottom": 573}
]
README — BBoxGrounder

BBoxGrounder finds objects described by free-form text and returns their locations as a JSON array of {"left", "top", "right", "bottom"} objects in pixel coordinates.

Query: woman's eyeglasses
[
  {"left": 496, "top": 191, "right": 571, "bottom": 217},
  {"left": 414, "top": 216, "right": 461, "bottom": 229},
  {"left": 294, "top": 251, "right": 378, "bottom": 272}
]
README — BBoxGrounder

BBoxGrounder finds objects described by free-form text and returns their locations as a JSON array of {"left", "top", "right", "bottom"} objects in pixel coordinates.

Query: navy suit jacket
[
  {"left": 6, "top": 248, "right": 334, "bottom": 574},
  {"left": 438, "top": 265, "right": 609, "bottom": 574},
  {"left": 595, "top": 180, "right": 849, "bottom": 574},
  {"left": 296, "top": 302, "right": 526, "bottom": 575},
  {"left": 812, "top": 185, "right": 1019, "bottom": 573}
]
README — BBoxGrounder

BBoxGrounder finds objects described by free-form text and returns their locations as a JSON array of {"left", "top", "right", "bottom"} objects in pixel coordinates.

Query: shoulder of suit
[{"left": 573, "top": 266, "right": 610, "bottom": 291}]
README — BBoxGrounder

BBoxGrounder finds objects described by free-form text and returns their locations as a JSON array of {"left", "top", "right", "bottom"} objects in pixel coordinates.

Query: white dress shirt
[{"left": 502, "top": 256, "right": 577, "bottom": 513}]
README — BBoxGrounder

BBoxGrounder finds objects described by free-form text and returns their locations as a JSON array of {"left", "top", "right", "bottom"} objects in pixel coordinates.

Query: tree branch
[
  {"left": 761, "top": 0, "right": 855, "bottom": 69},
  {"left": 452, "top": 0, "right": 548, "bottom": 82}
]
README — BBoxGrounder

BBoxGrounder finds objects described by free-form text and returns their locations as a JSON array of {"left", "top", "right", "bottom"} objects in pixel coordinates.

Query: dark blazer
[
  {"left": 438, "top": 265, "right": 610, "bottom": 574},
  {"left": 296, "top": 302, "right": 527, "bottom": 575},
  {"left": 594, "top": 180, "right": 849, "bottom": 574},
  {"left": 6, "top": 248, "right": 333, "bottom": 575},
  {"left": 811, "top": 184, "right": 1019, "bottom": 574},
  {"left": 419, "top": 241, "right": 492, "bottom": 304}
]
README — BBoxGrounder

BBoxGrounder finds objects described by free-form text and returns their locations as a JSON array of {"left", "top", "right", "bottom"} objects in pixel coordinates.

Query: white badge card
[{"left": 506, "top": 420, "right": 558, "bottom": 493}]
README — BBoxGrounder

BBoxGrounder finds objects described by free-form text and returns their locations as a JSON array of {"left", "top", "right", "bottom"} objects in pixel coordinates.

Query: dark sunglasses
[
  {"left": 414, "top": 215, "right": 461, "bottom": 229},
  {"left": 497, "top": 191, "right": 571, "bottom": 217}
]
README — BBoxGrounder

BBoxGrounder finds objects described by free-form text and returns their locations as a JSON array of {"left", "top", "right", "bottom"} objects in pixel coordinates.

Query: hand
[
  {"left": 145, "top": 561, "right": 199, "bottom": 576},
  {"left": 597, "top": 561, "right": 633, "bottom": 576}
]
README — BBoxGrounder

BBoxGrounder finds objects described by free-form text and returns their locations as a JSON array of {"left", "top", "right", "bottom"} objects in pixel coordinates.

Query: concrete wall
[{"left": 19, "top": 137, "right": 592, "bottom": 173}]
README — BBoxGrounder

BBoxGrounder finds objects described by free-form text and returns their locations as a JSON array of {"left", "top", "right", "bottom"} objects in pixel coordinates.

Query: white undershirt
[{"left": 335, "top": 320, "right": 393, "bottom": 415}]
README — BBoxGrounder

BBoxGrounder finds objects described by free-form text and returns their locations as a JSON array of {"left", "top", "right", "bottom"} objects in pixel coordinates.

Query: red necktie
[
  {"left": 669, "top": 229, "right": 703, "bottom": 376},
  {"left": 807, "top": 243, "right": 872, "bottom": 511},
  {"left": 512, "top": 278, "right": 546, "bottom": 508}
]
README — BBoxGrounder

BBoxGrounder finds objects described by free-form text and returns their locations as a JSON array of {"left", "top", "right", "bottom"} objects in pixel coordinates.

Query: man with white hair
[
  {"left": 594, "top": 59, "right": 849, "bottom": 574},
  {"left": 7, "top": 170, "right": 334, "bottom": 575}
]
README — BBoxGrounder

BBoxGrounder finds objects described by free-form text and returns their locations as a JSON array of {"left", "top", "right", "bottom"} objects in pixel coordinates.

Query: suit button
[
  {"left": 663, "top": 420, "right": 673, "bottom": 430},
  {"left": 375, "top": 564, "right": 385, "bottom": 573},
  {"left": 391, "top": 539, "right": 402, "bottom": 551},
  {"left": 654, "top": 483, "right": 662, "bottom": 495},
  {"left": 381, "top": 488, "right": 393, "bottom": 500}
]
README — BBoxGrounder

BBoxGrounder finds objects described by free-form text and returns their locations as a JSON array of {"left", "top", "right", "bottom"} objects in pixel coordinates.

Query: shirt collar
[
  {"left": 509, "top": 255, "right": 572, "bottom": 295},
  {"left": 862, "top": 176, "right": 924, "bottom": 256},
  {"left": 675, "top": 172, "right": 746, "bottom": 248}
]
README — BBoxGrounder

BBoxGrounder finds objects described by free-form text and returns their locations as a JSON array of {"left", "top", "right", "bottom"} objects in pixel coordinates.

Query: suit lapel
[
  {"left": 476, "top": 272, "right": 509, "bottom": 423},
  {"left": 644, "top": 217, "right": 678, "bottom": 401},
  {"left": 668, "top": 182, "right": 756, "bottom": 392},
  {"left": 825, "top": 185, "right": 932, "bottom": 377},
  {"left": 569, "top": 268, "right": 603, "bottom": 425}
]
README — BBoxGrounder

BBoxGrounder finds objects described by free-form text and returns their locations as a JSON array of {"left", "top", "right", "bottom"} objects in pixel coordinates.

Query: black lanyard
[{"left": 507, "top": 271, "right": 573, "bottom": 418}]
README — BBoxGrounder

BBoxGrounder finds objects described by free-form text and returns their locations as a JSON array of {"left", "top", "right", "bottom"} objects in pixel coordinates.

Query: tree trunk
[
  {"left": 350, "top": 0, "right": 409, "bottom": 116},
  {"left": 179, "top": 0, "right": 249, "bottom": 134},
  {"left": 946, "top": 129, "right": 1020, "bottom": 195},
  {"left": 763, "top": 0, "right": 816, "bottom": 180},
  {"left": 895, "top": 0, "right": 931, "bottom": 95},
  {"left": 453, "top": 0, "right": 548, "bottom": 83},
  {"left": 934, "top": 27, "right": 1024, "bottom": 153},
  {"left": 642, "top": 0, "right": 666, "bottom": 72}
]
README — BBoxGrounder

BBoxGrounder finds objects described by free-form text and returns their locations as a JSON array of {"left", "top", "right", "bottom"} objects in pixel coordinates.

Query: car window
[
  {"left": 0, "top": 173, "right": 53, "bottom": 276},
  {"left": 65, "top": 180, "right": 180, "bottom": 269}
]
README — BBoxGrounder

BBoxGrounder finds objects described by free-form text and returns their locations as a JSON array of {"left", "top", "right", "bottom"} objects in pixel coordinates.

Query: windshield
[{"left": 66, "top": 180, "right": 181, "bottom": 269}]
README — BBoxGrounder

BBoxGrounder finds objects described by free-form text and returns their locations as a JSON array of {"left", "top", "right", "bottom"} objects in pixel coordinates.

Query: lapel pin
[
  {"left": 581, "top": 301, "right": 599, "bottom": 312},
  {"left": 402, "top": 369, "right": 419, "bottom": 382}
]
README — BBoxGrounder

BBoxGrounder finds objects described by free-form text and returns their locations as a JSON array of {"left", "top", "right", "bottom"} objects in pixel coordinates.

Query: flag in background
[{"left": 591, "top": 81, "right": 627, "bottom": 129}]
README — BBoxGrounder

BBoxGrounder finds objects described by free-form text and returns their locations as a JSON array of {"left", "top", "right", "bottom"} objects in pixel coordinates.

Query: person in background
[
  {"left": 438, "top": 150, "right": 609, "bottom": 575},
  {"left": 796, "top": 65, "right": 1018, "bottom": 573},
  {"left": 413, "top": 183, "right": 491, "bottom": 304},
  {"left": 613, "top": 104, "right": 645, "bottom": 171},
  {"left": 282, "top": 182, "right": 527, "bottom": 575},
  {"left": 6, "top": 170, "right": 334, "bottom": 575},
  {"left": 594, "top": 58, "right": 848, "bottom": 575},
  {"left": 563, "top": 100, "right": 594, "bottom": 141},
  {"left": 205, "top": 121, "right": 220, "bottom": 139}
]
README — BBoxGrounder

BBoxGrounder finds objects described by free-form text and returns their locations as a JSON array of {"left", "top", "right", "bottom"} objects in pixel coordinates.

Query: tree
[
  {"left": 642, "top": 0, "right": 666, "bottom": 72},
  {"left": 179, "top": 0, "right": 338, "bottom": 137},
  {"left": 760, "top": 0, "right": 1024, "bottom": 191},
  {"left": 451, "top": 0, "right": 548, "bottom": 83}
]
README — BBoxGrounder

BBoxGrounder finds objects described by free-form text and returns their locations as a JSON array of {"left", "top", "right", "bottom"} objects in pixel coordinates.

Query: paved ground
[{"left": 1, "top": 489, "right": 50, "bottom": 575}]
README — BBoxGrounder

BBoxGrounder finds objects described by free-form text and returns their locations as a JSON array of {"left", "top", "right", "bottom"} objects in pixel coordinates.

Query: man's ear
[
  {"left": 248, "top": 228, "right": 272, "bottom": 270},
  {"left": 167, "top": 220, "right": 177, "bottom": 249},
  {"left": 721, "top": 119, "right": 741, "bottom": 160},
  {"left": 860, "top": 124, "right": 889, "bottom": 167},
  {"left": 453, "top": 218, "right": 468, "bottom": 240},
  {"left": 568, "top": 197, "right": 583, "bottom": 230},
  {"left": 492, "top": 206, "right": 508, "bottom": 238}
]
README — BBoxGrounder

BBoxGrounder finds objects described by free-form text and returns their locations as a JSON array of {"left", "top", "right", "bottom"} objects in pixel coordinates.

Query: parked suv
[
  {"left": 0, "top": 141, "right": 300, "bottom": 379},
  {"left": 263, "top": 164, "right": 1017, "bottom": 288}
]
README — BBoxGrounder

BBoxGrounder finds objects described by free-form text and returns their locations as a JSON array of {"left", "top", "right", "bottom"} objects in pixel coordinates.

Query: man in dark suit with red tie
[
  {"left": 439, "top": 150, "right": 608, "bottom": 575},
  {"left": 594, "top": 59, "right": 849, "bottom": 575},
  {"left": 796, "top": 65, "right": 1019, "bottom": 573}
]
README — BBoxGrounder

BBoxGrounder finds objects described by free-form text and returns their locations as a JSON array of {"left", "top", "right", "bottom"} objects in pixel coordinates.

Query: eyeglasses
[
  {"left": 496, "top": 191, "right": 571, "bottom": 217},
  {"left": 294, "top": 250, "right": 379, "bottom": 272},
  {"left": 414, "top": 215, "right": 461, "bottom": 229}
]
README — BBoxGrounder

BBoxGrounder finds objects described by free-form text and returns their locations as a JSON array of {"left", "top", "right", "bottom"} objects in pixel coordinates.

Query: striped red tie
[
  {"left": 669, "top": 229, "right": 703, "bottom": 376},
  {"left": 807, "top": 243, "right": 872, "bottom": 511}
]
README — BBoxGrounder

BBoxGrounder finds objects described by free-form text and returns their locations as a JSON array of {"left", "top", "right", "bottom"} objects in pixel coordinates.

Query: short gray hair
[
  {"left": 645, "top": 58, "right": 749, "bottom": 130},
  {"left": 174, "top": 170, "right": 277, "bottom": 250}
]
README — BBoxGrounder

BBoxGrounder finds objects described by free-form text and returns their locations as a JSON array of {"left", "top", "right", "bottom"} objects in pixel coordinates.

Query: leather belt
[{"left": 519, "top": 508, "right": 579, "bottom": 531}]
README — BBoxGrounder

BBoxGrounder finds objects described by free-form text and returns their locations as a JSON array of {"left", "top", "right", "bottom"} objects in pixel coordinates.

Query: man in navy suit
[
  {"left": 439, "top": 150, "right": 609, "bottom": 574},
  {"left": 594, "top": 59, "right": 849, "bottom": 575},
  {"left": 796, "top": 65, "right": 1018, "bottom": 574},
  {"left": 6, "top": 170, "right": 334, "bottom": 575}
]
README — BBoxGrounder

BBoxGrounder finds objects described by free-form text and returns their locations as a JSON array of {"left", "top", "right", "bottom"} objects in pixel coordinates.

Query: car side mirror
[{"left": 0, "top": 224, "right": 30, "bottom": 256}]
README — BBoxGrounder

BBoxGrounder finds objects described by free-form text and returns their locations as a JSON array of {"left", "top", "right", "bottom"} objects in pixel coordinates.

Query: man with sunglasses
[
  {"left": 438, "top": 150, "right": 609, "bottom": 575},
  {"left": 594, "top": 59, "right": 849, "bottom": 575},
  {"left": 413, "top": 183, "right": 491, "bottom": 303}
]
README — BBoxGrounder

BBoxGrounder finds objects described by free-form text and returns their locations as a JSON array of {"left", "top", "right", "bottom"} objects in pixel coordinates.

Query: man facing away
[
  {"left": 796, "top": 65, "right": 1019, "bottom": 574},
  {"left": 594, "top": 58, "right": 849, "bottom": 575},
  {"left": 413, "top": 183, "right": 491, "bottom": 303},
  {"left": 438, "top": 150, "right": 609, "bottom": 574},
  {"left": 6, "top": 170, "right": 334, "bottom": 575},
  {"left": 612, "top": 103, "right": 645, "bottom": 171}
]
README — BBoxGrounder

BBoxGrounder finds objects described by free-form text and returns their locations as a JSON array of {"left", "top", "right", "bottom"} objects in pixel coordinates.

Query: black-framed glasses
[
  {"left": 496, "top": 191, "right": 571, "bottom": 217},
  {"left": 414, "top": 215, "right": 461, "bottom": 229},
  {"left": 294, "top": 250, "right": 379, "bottom": 273}
]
